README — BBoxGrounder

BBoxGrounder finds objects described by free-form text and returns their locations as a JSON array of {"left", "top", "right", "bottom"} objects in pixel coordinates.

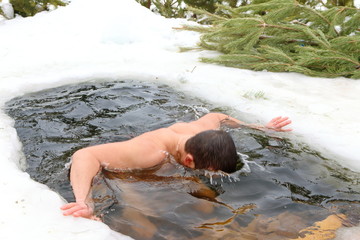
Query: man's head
[{"left": 184, "top": 130, "right": 238, "bottom": 173}]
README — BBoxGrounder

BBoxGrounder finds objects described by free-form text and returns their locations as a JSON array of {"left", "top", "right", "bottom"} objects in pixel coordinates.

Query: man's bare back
[{"left": 61, "top": 113, "right": 292, "bottom": 218}]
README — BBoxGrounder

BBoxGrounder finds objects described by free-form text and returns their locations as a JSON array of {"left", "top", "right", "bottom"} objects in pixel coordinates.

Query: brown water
[{"left": 5, "top": 80, "right": 360, "bottom": 240}]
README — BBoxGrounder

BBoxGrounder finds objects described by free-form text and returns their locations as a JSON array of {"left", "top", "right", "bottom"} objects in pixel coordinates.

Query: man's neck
[{"left": 168, "top": 134, "right": 191, "bottom": 165}]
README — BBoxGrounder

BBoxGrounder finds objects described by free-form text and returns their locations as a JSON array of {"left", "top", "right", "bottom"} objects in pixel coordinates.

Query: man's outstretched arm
[
  {"left": 222, "top": 114, "right": 292, "bottom": 132},
  {"left": 194, "top": 113, "right": 292, "bottom": 132},
  {"left": 60, "top": 149, "right": 101, "bottom": 218}
]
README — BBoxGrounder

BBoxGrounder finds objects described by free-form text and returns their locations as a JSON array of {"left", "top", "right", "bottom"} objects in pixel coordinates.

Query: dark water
[{"left": 5, "top": 80, "right": 360, "bottom": 240}]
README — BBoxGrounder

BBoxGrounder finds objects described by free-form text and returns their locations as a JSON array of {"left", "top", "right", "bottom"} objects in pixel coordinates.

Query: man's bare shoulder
[
  {"left": 168, "top": 113, "right": 226, "bottom": 134},
  {"left": 175, "top": 113, "right": 227, "bottom": 133},
  {"left": 167, "top": 122, "right": 203, "bottom": 135},
  {"left": 139, "top": 127, "right": 177, "bottom": 140}
]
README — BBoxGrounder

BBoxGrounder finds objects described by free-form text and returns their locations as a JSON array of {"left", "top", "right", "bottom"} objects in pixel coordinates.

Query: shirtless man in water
[{"left": 61, "top": 113, "right": 292, "bottom": 218}]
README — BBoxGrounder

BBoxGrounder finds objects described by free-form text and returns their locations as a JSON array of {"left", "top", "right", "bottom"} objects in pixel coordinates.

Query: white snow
[
  {"left": 0, "top": 0, "right": 14, "bottom": 19},
  {"left": 355, "top": 0, "right": 360, "bottom": 8},
  {"left": 0, "top": 0, "right": 359, "bottom": 239}
]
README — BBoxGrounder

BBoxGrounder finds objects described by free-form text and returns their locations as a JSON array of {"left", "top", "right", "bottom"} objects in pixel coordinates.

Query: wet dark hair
[{"left": 184, "top": 130, "right": 238, "bottom": 173}]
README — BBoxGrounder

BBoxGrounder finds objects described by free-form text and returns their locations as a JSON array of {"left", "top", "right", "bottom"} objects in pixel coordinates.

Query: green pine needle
[{"left": 184, "top": 0, "right": 360, "bottom": 79}]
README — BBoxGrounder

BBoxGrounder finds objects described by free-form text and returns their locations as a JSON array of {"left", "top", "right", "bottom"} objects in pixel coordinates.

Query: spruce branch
[
  {"left": 186, "top": 6, "right": 228, "bottom": 21},
  {"left": 258, "top": 23, "right": 301, "bottom": 32},
  {"left": 298, "top": 4, "right": 332, "bottom": 26},
  {"left": 320, "top": 56, "right": 359, "bottom": 67},
  {"left": 259, "top": 45, "right": 296, "bottom": 64},
  {"left": 180, "top": 0, "right": 360, "bottom": 79},
  {"left": 173, "top": 25, "right": 213, "bottom": 33},
  {"left": 318, "top": 0, "right": 328, "bottom": 8}
]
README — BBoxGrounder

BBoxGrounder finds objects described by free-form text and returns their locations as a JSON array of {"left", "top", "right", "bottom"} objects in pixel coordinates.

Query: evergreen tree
[
  {"left": 8, "top": 0, "right": 66, "bottom": 17},
  {"left": 152, "top": 0, "right": 185, "bottom": 18},
  {"left": 134, "top": 0, "right": 248, "bottom": 19},
  {"left": 183, "top": 0, "right": 360, "bottom": 78}
]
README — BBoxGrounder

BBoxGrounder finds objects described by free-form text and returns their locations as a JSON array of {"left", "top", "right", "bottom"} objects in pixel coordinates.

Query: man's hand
[
  {"left": 265, "top": 116, "right": 292, "bottom": 132},
  {"left": 61, "top": 202, "right": 94, "bottom": 219}
]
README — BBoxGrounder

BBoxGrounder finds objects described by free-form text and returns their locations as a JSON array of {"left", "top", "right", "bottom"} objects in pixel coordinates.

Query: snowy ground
[{"left": 0, "top": 0, "right": 359, "bottom": 239}]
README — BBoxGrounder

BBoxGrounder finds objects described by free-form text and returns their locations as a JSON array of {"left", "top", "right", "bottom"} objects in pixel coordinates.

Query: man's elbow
[
  {"left": 71, "top": 148, "right": 99, "bottom": 166},
  {"left": 72, "top": 148, "right": 89, "bottom": 161}
]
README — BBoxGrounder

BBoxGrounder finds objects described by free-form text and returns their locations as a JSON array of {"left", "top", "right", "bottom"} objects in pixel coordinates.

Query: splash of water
[{"left": 203, "top": 169, "right": 241, "bottom": 185}]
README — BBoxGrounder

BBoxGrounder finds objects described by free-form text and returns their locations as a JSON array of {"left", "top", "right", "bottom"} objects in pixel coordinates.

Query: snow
[
  {"left": 0, "top": 0, "right": 14, "bottom": 19},
  {"left": 0, "top": 0, "right": 359, "bottom": 239},
  {"left": 355, "top": 0, "right": 360, "bottom": 8}
]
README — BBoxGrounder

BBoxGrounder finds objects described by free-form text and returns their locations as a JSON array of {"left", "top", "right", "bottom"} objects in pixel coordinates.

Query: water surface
[{"left": 6, "top": 80, "right": 360, "bottom": 240}]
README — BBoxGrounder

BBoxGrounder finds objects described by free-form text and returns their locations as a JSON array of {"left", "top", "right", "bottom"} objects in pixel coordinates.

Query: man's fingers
[
  {"left": 62, "top": 205, "right": 85, "bottom": 216},
  {"left": 73, "top": 209, "right": 92, "bottom": 218},
  {"left": 271, "top": 116, "right": 282, "bottom": 123},
  {"left": 267, "top": 116, "right": 292, "bottom": 132},
  {"left": 277, "top": 119, "right": 292, "bottom": 128},
  {"left": 274, "top": 117, "right": 289, "bottom": 124},
  {"left": 60, "top": 202, "right": 77, "bottom": 210},
  {"left": 61, "top": 202, "right": 94, "bottom": 218},
  {"left": 271, "top": 116, "right": 289, "bottom": 125}
]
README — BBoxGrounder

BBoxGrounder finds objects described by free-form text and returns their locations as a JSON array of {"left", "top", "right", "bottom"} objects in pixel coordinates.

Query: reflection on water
[{"left": 5, "top": 80, "right": 360, "bottom": 240}]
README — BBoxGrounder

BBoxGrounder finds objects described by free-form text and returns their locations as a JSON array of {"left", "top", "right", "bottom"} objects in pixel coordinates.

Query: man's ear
[{"left": 184, "top": 154, "right": 195, "bottom": 169}]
